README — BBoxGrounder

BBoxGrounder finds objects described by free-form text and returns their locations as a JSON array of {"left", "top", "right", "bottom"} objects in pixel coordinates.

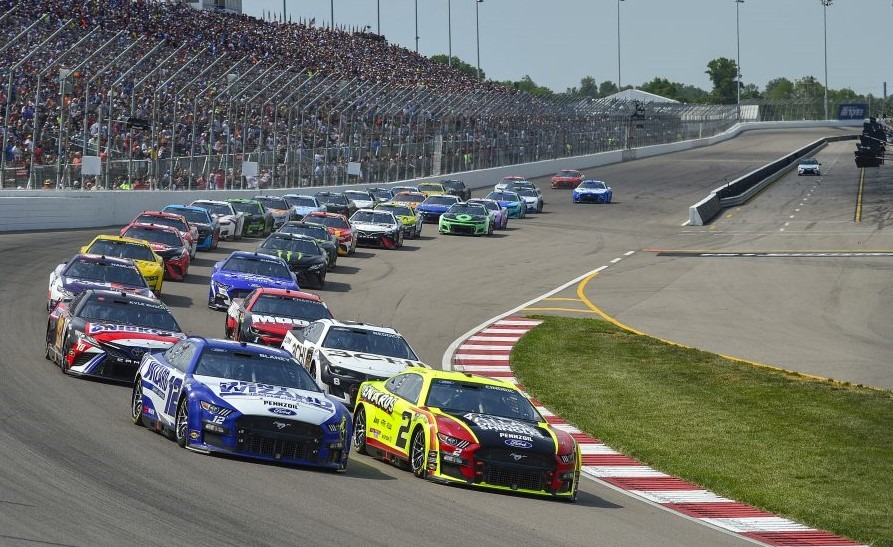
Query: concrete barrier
[{"left": 0, "top": 120, "right": 861, "bottom": 232}]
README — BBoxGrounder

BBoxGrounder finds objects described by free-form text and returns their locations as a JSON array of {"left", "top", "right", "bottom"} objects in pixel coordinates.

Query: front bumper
[
  {"left": 162, "top": 257, "right": 190, "bottom": 281},
  {"left": 573, "top": 192, "right": 610, "bottom": 203},
  {"left": 439, "top": 219, "right": 488, "bottom": 235}
]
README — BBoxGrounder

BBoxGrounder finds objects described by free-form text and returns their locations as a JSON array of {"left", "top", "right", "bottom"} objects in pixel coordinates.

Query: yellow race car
[
  {"left": 417, "top": 181, "right": 447, "bottom": 196},
  {"left": 353, "top": 368, "right": 581, "bottom": 501},
  {"left": 374, "top": 202, "right": 423, "bottom": 239},
  {"left": 79, "top": 235, "right": 165, "bottom": 295}
]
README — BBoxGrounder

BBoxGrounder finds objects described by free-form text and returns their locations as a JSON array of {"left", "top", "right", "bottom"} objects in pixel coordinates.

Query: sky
[{"left": 244, "top": 1, "right": 893, "bottom": 97}]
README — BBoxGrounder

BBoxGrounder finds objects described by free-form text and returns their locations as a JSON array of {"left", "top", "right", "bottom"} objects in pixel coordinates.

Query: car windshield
[
  {"left": 391, "top": 187, "right": 417, "bottom": 194},
  {"left": 135, "top": 214, "right": 187, "bottom": 233},
  {"left": 63, "top": 258, "right": 147, "bottom": 287},
  {"left": 418, "top": 184, "right": 443, "bottom": 192},
  {"left": 193, "top": 202, "right": 233, "bottom": 217},
  {"left": 279, "top": 224, "right": 330, "bottom": 240},
  {"left": 558, "top": 171, "right": 579, "bottom": 177},
  {"left": 230, "top": 201, "right": 263, "bottom": 215},
  {"left": 221, "top": 256, "right": 291, "bottom": 279},
  {"left": 801, "top": 159, "right": 818, "bottom": 165},
  {"left": 79, "top": 296, "right": 181, "bottom": 331},
  {"left": 468, "top": 200, "right": 498, "bottom": 211},
  {"left": 86, "top": 239, "right": 156, "bottom": 262},
  {"left": 322, "top": 326, "right": 417, "bottom": 359},
  {"left": 425, "top": 380, "right": 541, "bottom": 422},
  {"left": 486, "top": 192, "right": 517, "bottom": 202},
  {"left": 123, "top": 226, "right": 183, "bottom": 247},
  {"left": 251, "top": 294, "right": 332, "bottom": 321},
  {"left": 382, "top": 205, "right": 413, "bottom": 217},
  {"left": 441, "top": 180, "right": 464, "bottom": 190},
  {"left": 424, "top": 196, "right": 457, "bottom": 206},
  {"left": 259, "top": 236, "right": 322, "bottom": 255},
  {"left": 343, "top": 191, "right": 372, "bottom": 201},
  {"left": 447, "top": 204, "right": 488, "bottom": 216},
  {"left": 193, "top": 346, "right": 320, "bottom": 391},
  {"left": 351, "top": 211, "right": 395, "bottom": 224},
  {"left": 516, "top": 188, "right": 537, "bottom": 197},
  {"left": 316, "top": 193, "right": 349, "bottom": 205},
  {"left": 308, "top": 215, "right": 350, "bottom": 230},
  {"left": 369, "top": 189, "right": 393, "bottom": 200},
  {"left": 164, "top": 208, "right": 209, "bottom": 224},
  {"left": 255, "top": 197, "right": 289, "bottom": 210},
  {"left": 283, "top": 195, "right": 318, "bottom": 208},
  {"left": 580, "top": 180, "right": 607, "bottom": 189},
  {"left": 391, "top": 194, "right": 424, "bottom": 204}
]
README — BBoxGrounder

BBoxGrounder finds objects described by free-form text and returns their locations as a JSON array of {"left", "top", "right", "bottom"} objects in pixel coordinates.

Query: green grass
[{"left": 512, "top": 316, "right": 893, "bottom": 547}]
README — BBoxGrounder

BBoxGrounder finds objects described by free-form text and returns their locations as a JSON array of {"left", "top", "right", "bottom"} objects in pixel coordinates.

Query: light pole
[
  {"left": 821, "top": 0, "right": 831, "bottom": 120},
  {"left": 330, "top": 0, "right": 334, "bottom": 29},
  {"left": 415, "top": 0, "right": 419, "bottom": 53},
  {"left": 448, "top": 0, "right": 452, "bottom": 67},
  {"left": 617, "top": 0, "right": 624, "bottom": 91},
  {"left": 475, "top": 0, "right": 483, "bottom": 80},
  {"left": 736, "top": 0, "right": 743, "bottom": 121},
  {"left": 377, "top": 0, "right": 381, "bottom": 34}
]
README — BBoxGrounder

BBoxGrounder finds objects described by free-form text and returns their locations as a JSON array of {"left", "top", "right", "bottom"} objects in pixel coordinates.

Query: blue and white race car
[
  {"left": 162, "top": 204, "right": 220, "bottom": 251},
  {"left": 282, "top": 194, "right": 327, "bottom": 220},
  {"left": 48, "top": 253, "right": 155, "bottom": 311},
  {"left": 131, "top": 337, "right": 351, "bottom": 471},
  {"left": 485, "top": 190, "right": 526, "bottom": 219},
  {"left": 572, "top": 179, "right": 613, "bottom": 204},
  {"left": 208, "top": 251, "right": 300, "bottom": 310}
]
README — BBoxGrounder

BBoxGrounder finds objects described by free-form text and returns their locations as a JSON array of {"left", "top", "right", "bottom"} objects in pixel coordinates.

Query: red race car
[
  {"left": 129, "top": 210, "right": 199, "bottom": 258},
  {"left": 120, "top": 223, "right": 191, "bottom": 281},
  {"left": 305, "top": 211, "right": 357, "bottom": 256},
  {"left": 550, "top": 169, "right": 584, "bottom": 189},
  {"left": 224, "top": 287, "right": 333, "bottom": 346}
]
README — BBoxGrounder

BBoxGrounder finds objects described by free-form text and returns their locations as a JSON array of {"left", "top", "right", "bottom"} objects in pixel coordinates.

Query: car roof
[
  {"left": 410, "top": 367, "right": 518, "bottom": 388},
  {"left": 124, "top": 222, "right": 183, "bottom": 234},
  {"left": 226, "top": 250, "right": 287, "bottom": 263},
  {"left": 82, "top": 288, "right": 166, "bottom": 305},
  {"left": 71, "top": 253, "right": 140, "bottom": 267},
  {"left": 313, "top": 317, "right": 400, "bottom": 334},
  {"left": 249, "top": 287, "right": 323, "bottom": 301}
]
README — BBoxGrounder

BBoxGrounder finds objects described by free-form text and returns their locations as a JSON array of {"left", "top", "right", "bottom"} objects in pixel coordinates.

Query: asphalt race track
[{"left": 0, "top": 127, "right": 884, "bottom": 547}]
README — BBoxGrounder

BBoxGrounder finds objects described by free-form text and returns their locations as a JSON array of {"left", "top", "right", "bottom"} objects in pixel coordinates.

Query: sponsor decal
[
  {"left": 463, "top": 413, "right": 544, "bottom": 438},
  {"left": 144, "top": 361, "right": 172, "bottom": 394},
  {"left": 217, "top": 382, "right": 334, "bottom": 411},
  {"left": 326, "top": 349, "right": 418, "bottom": 367},
  {"left": 483, "top": 384, "right": 514, "bottom": 393},
  {"left": 273, "top": 421, "right": 290, "bottom": 430},
  {"left": 499, "top": 432, "right": 533, "bottom": 442},
  {"left": 87, "top": 323, "right": 178, "bottom": 337},
  {"left": 252, "top": 315, "right": 307, "bottom": 326},
  {"left": 510, "top": 453, "right": 527, "bottom": 461},
  {"left": 360, "top": 384, "right": 397, "bottom": 414},
  {"left": 837, "top": 103, "right": 867, "bottom": 120},
  {"left": 504, "top": 439, "right": 533, "bottom": 449},
  {"left": 189, "top": 430, "right": 200, "bottom": 440},
  {"left": 370, "top": 427, "right": 381, "bottom": 439},
  {"left": 268, "top": 407, "right": 296, "bottom": 416}
]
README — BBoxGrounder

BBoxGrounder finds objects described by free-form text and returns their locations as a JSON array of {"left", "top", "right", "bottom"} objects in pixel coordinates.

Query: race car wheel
[
  {"left": 131, "top": 380, "right": 145, "bottom": 426},
  {"left": 487, "top": 222, "right": 494, "bottom": 236},
  {"left": 409, "top": 428, "right": 428, "bottom": 479},
  {"left": 175, "top": 399, "right": 189, "bottom": 448},
  {"left": 353, "top": 406, "right": 368, "bottom": 455},
  {"left": 59, "top": 338, "right": 71, "bottom": 373},
  {"left": 537, "top": 202, "right": 543, "bottom": 213}
]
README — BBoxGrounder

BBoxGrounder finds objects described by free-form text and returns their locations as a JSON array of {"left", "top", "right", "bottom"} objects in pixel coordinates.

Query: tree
[
  {"left": 430, "top": 54, "right": 483, "bottom": 80},
  {"left": 500, "top": 75, "right": 552, "bottom": 97},
  {"left": 764, "top": 78, "right": 794, "bottom": 100},
  {"left": 639, "top": 77, "right": 680, "bottom": 100},
  {"left": 598, "top": 80, "right": 618, "bottom": 97},
  {"left": 578, "top": 76, "right": 599, "bottom": 98},
  {"left": 705, "top": 57, "right": 739, "bottom": 104},
  {"left": 793, "top": 76, "right": 824, "bottom": 101}
]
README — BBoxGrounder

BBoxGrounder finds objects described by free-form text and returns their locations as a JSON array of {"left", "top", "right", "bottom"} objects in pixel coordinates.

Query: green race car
[
  {"left": 439, "top": 202, "right": 493, "bottom": 236},
  {"left": 226, "top": 198, "right": 274, "bottom": 237},
  {"left": 376, "top": 202, "right": 422, "bottom": 239}
]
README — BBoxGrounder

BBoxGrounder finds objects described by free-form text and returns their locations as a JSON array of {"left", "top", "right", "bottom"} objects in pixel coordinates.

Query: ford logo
[
  {"left": 267, "top": 407, "right": 296, "bottom": 416},
  {"left": 504, "top": 439, "right": 533, "bottom": 449}
]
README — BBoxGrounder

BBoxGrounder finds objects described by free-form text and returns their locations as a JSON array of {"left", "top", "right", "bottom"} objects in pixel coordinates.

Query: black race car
[
  {"left": 314, "top": 191, "right": 358, "bottom": 219},
  {"left": 255, "top": 232, "right": 329, "bottom": 289},
  {"left": 45, "top": 289, "right": 185, "bottom": 382},
  {"left": 277, "top": 221, "right": 339, "bottom": 270},
  {"left": 440, "top": 179, "right": 471, "bottom": 201}
]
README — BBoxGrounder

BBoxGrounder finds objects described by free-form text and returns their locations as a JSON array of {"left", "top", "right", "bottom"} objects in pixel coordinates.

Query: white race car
[
  {"left": 281, "top": 318, "right": 430, "bottom": 406},
  {"left": 190, "top": 199, "right": 246, "bottom": 240},
  {"left": 797, "top": 158, "right": 822, "bottom": 176}
]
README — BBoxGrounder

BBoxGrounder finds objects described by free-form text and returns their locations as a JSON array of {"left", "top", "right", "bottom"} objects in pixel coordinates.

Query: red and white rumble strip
[{"left": 451, "top": 316, "right": 867, "bottom": 547}]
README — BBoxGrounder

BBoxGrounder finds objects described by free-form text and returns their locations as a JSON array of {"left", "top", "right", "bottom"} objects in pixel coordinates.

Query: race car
[
  {"left": 120, "top": 223, "right": 191, "bottom": 281},
  {"left": 516, "top": 187, "right": 545, "bottom": 213},
  {"left": 375, "top": 202, "right": 423, "bottom": 239},
  {"left": 225, "top": 287, "right": 333, "bottom": 346},
  {"left": 353, "top": 368, "right": 581, "bottom": 501},
  {"left": 495, "top": 176, "right": 528, "bottom": 192},
  {"left": 390, "top": 185, "right": 420, "bottom": 196},
  {"left": 342, "top": 190, "right": 377, "bottom": 210},
  {"left": 80, "top": 235, "right": 165, "bottom": 295},
  {"left": 416, "top": 194, "right": 461, "bottom": 223},
  {"left": 440, "top": 179, "right": 471, "bottom": 201},
  {"left": 388, "top": 191, "right": 427, "bottom": 211},
  {"left": 467, "top": 198, "right": 509, "bottom": 230},
  {"left": 255, "top": 232, "right": 329, "bottom": 289},
  {"left": 162, "top": 204, "right": 220, "bottom": 251},
  {"left": 304, "top": 211, "right": 356, "bottom": 256},
  {"left": 281, "top": 318, "right": 430, "bottom": 407},
  {"left": 282, "top": 194, "right": 327, "bottom": 220},
  {"left": 130, "top": 337, "right": 351, "bottom": 472},
  {"left": 572, "top": 179, "right": 613, "bottom": 203},
  {"left": 439, "top": 202, "right": 493, "bottom": 236},
  {"left": 485, "top": 190, "right": 526, "bottom": 219},
  {"left": 226, "top": 198, "right": 274, "bottom": 238},
  {"left": 416, "top": 181, "right": 447, "bottom": 196},
  {"left": 46, "top": 289, "right": 185, "bottom": 382},
  {"left": 366, "top": 187, "right": 394, "bottom": 204},
  {"left": 208, "top": 251, "right": 300, "bottom": 310},
  {"left": 130, "top": 210, "right": 198, "bottom": 259},
  {"left": 797, "top": 157, "right": 822, "bottom": 176},
  {"left": 277, "top": 221, "right": 339, "bottom": 270},
  {"left": 254, "top": 195, "right": 294, "bottom": 229},
  {"left": 47, "top": 253, "right": 156, "bottom": 311},
  {"left": 551, "top": 169, "right": 584, "bottom": 189},
  {"left": 190, "top": 199, "right": 245, "bottom": 240},
  {"left": 348, "top": 209, "right": 404, "bottom": 249},
  {"left": 314, "top": 191, "right": 357, "bottom": 219}
]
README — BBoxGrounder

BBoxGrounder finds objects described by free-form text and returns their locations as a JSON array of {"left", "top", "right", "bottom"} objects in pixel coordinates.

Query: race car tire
[
  {"left": 537, "top": 202, "right": 543, "bottom": 213},
  {"left": 175, "top": 399, "right": 189, "bottom": 448},
  {"left": 353, "top": 406, "right": 368, "bottom": 455},
  {"left": 59, "top": 338, "right": 72, "bottom": 373},
  {"left": 224, "top": 323, "right": 234, "bottom": 339},
  {"left": 487, "top": 222, "right": 493, "bottom": 236},
  {"left": 131, "top": 380, "right": 145, "bottom": 426},
  {"left": 409, "top": 428, "right": 428, "bottom": 479},
  {"left": 316, "top": 275, "right": 325, "bottom": 290}
]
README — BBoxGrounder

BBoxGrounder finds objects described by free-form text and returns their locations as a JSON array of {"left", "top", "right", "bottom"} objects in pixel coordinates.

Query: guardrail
[{"left": 0, "top": 121, "right": 861, "bottom": 232}]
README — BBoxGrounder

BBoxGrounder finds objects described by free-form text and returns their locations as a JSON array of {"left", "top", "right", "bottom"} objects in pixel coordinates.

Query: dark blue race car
[
  {"left": 162, "top": 204, "right": 220, "bottom": 251},
  {"left": 131, "top": 336, "right": 351, "bottom": 471},
  {"left": 208, "top": 251, "right": 300, "bottom": 310},
  {"left": 415, "top": 194, "right": 461, "bottom": 223}
]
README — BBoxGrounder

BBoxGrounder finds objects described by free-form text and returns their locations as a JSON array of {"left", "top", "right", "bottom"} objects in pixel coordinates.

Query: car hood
[
  {"left": 85, "top": 322, "right": 185, "bottom": 354},
  {"left": 258, "top": 249, "right": 325, "bottom": 267},
  {"left": 249, "top": 314, "right": 312, "bottom": 336},
  {"left": 442, "top": 212, "right": 487, "bottom": 222},
  {"left": 575, "top": 187, "right": 609, "bottom": 194},
  {"left": 197, "top": 376, "right": 339, "bottom": 425},
  {"left": 441, "top": 411, "right": 557, "bottom": 453},
  {"left": 322, "top": 348, "right": 425, "bottom": 377},
  {"left": 418, "top": 204, "right": 451, "bottom": 212},
  {"left": 213, "top": 271, "right": 296, "bottom": 290},
  {"left": 63, "top": 278, "right": 152, "bottom": 297},
  {"left": 351, "top": 221, "right": 397, "bottom": 233}
]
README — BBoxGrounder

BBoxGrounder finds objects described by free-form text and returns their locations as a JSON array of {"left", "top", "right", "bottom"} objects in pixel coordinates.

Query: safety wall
[{"left": 0, "top": 120, "right": 860, "bottom": 232}]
